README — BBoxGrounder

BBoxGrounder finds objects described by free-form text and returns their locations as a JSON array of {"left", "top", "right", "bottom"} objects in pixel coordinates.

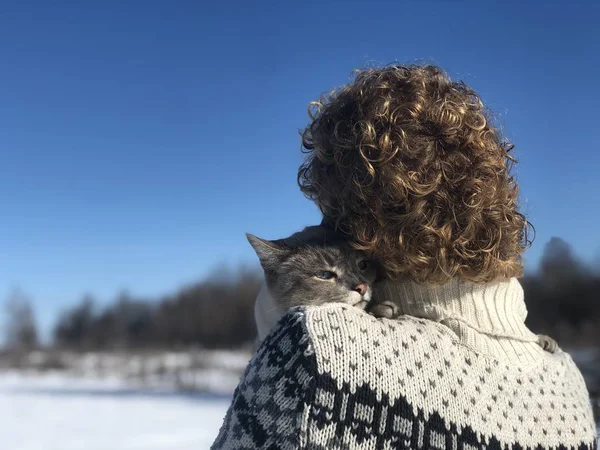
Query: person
[{"left": 211, "top": 65, "right": 597, "bottom": 449}]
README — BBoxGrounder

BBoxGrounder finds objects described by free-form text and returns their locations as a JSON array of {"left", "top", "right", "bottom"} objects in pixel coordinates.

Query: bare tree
[
  {"left": 53, "top": 294, "right": 96, "bottom": 349},
  {"left": 4, "top": 288, "right": 39, "bottom": 350}
]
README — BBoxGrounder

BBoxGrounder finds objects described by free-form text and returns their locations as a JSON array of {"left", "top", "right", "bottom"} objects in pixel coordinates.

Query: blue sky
[{"left": 1, "top": 2, "right": 599, "bottom": 337}]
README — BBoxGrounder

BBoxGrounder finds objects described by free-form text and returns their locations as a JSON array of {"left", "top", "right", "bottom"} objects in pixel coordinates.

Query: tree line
[
  {"left": 4, "top": 268, "right": 261, "bottom": 351},
  {"left": 3, "top": 237, "right": 600, "bottom": 351},
  {"left": 523, "top": 237, "right": 600, "bottom": 346}
]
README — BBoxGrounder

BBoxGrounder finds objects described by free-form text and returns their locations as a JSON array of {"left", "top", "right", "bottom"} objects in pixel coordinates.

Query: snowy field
[{"left": 0, "top": 372, "right": 231, "bottom": 450}]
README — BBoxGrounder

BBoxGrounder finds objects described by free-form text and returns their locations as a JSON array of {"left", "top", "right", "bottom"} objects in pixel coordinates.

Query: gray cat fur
[{"left": 247, "top": 226, "right": 376, "bottom": 310}]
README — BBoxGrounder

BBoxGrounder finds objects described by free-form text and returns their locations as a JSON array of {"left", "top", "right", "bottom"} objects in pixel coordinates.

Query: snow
[
  {"left": 0, "top": 371, "right": 231, "bottom": 450},
  {"left": 5, "top": 350, "right": 252, "bottom": 396}
]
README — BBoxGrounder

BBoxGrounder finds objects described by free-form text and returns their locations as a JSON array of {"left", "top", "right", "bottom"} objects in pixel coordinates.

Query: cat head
[{"left": 247, "top": 226, "right": 377, "bottom": 309}]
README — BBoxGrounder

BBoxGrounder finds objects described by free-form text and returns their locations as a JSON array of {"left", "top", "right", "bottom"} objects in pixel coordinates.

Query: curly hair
[{"left": 298, "top": 64, "right": 530, "bottom": 284}]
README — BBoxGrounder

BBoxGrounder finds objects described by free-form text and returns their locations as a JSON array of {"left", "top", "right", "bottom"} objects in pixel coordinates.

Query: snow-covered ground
[
  {"left": 0, "top": 371, "right": 231, "bottom": 450},
  {"left": 4, "top": 350, "right": 252, "bottom": 395}
]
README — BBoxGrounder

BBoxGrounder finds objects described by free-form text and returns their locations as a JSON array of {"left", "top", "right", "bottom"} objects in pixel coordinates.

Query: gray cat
[{"left": 247, "top": 226, "right": 377, "bottom": 340}]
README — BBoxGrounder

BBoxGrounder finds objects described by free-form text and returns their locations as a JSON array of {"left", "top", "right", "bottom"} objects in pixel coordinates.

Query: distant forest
[{"left": 3, "top": 237, "right": 599, "bottom": 351}]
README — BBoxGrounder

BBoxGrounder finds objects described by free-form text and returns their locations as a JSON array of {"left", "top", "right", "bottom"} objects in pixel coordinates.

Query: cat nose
[{"left": 354, "top": 283, "right": 368, "bottom": 295}]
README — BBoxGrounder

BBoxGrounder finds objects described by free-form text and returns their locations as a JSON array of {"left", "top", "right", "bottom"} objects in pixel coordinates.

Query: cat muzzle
[{"left": 354, "top": 283, "right": 368, "bottom": 295}]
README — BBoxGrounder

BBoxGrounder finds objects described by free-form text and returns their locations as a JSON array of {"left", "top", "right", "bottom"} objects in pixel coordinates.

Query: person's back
[
  {"left": 212, "top": 284, "right": 596, "bottom": 449},
  {"left": 212, "top": 65, "right": 597, "bottom": 449}
]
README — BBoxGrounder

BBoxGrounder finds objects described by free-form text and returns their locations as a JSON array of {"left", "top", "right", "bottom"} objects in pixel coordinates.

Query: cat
[{"left": 247, "top": 225, "right": 377, "bottom": 341}]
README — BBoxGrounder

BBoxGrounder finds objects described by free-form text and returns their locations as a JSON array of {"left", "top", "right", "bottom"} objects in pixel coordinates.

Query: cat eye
[
  {"left": 315, "top": 271, "right": 337, "bottom": 280},
  {"left": 358, "top": 260, "right": 370, "bottom": 271}
]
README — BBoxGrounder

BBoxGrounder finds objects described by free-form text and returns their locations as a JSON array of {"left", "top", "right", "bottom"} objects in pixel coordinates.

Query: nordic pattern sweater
[{"left": 211, "top": 278, "right": 597, "bottom": 449}]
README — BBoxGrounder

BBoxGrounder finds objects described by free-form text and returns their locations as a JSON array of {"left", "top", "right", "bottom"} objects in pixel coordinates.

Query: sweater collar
[{"left": 376, "top": 277, "right": 539, "bottom": 347}]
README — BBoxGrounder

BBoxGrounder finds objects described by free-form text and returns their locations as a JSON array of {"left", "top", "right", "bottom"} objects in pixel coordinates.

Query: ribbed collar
[{"left": 377, "top": 277, "right": 543, "bottom": 362}]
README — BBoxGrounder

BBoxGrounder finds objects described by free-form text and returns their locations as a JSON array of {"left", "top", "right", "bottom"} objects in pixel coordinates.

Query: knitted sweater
[{"left": 211, "top": 279, "right": 597, "bottom": 449}]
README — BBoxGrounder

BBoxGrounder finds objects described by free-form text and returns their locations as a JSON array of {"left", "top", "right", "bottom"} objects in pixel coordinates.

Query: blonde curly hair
[{"left": 298, "top": 65, "right": 530, "bottom": 284}]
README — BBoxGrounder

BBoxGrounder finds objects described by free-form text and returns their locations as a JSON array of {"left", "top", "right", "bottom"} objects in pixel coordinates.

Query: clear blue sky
[{"left": 1, "top": 2, "right": 599, "bottom": 337}]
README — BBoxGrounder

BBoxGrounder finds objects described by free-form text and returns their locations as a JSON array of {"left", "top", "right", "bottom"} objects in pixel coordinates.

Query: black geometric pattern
[
  {"left": 211, "top": 311, "right": 317, "bottom": 449},
  {"left": 212, "top": 308, "right": 598, "bottom": 450},
  {"left": 308, "top": 371, "right": 597, "bottom": 450}
]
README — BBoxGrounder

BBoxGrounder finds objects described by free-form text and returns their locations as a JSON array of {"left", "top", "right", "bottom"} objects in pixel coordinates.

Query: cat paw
[
  {"left": 369, "top": 301, "right": 400, "bottom": 319},
  {"left": 537, "top": 334, "right": 558, "bottom": 353},
  {"left": 353, "top": 300, "right": 370, "bottom": 310}
]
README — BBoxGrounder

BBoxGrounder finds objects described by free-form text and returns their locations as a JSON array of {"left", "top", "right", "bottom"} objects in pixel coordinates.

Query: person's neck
[{"left": 376, "top": 277, "right": 543, "bottom": 362}]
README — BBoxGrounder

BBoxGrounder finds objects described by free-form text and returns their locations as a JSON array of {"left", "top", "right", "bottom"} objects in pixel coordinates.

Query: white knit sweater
[{"left": 213, "top": 278, "right": 597, "bottom": 449}]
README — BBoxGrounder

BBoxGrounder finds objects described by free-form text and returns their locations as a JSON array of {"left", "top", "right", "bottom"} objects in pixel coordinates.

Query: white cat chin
[
  {"left": 363, "top": 286, "right": 372, "bottom": 302},
  {"left": 347, "top": 286, "right": 371, "bottom": 307}
]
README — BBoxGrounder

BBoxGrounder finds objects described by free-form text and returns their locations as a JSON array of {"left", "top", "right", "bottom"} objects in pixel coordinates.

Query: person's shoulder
[
  {"left": 267, "top": 301, "right": 454, "bottom": 346},
  {"left": 257, "top": 303, "right": 455, "bottom": 374},
  {"left": 297, "top": 303, "right": 456, "bottom": 379},
  {"left": 257, "top": 302, "right": 463, "bottom": 392},
  {"left": 301, "top": 302, "right": 456, "bottom": 346}
]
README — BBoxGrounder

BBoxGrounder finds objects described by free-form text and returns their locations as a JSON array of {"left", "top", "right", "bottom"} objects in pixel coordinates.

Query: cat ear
[{"left": 246, "top": 234, "right": 287, "bottom": 270}]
